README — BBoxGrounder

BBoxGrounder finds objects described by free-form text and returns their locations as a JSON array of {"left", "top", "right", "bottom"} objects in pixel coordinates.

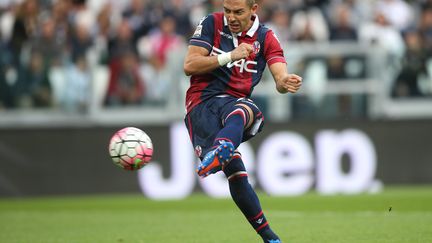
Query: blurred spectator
[
  {"left": 343, "top": 0, "right": 375, "bottom": 27},
  {"left": 28, "top": 15, "right": 65, "bottom": 67},
  {"left": 68, "top": 0, "right": 98, "bottom": 66},
  {"left": 61, "top": 55, "right": 92, "bottom": 112},
  {"left": 108, "top": 19, "right": 137, "bottom": 62},
  {"left": 0, "top": 37, "right": 14, "bottom": 109},
  {"left": 96, "top": 2, "right": 112, "bottom": 38},
  {"left": 9, "top": 0, "right": 39, "bottom": 65},
  {"left": 122, "top": 0, "right": 154, "bottom": 44},
  {"left": 139, "top": 15, "right": 184, "bottom": 70},
  {"left": 69, "top": 0, "right": 97, "bottom": 33},
  {"left": 290, "top": 6, "right": 329, "bottom": 41},
  {"left": 206, "top": 0, "right": 222, "bottom": 14},
  {"left": 305, "top": 0, "right": 330, "bottom": 9},
  {"left": 0, "top": 0, "right": 430, "bottom": 115},
  {"left": 104, "top": 18, "right": 146, "bottom": 107},
  {"left": 164, "top": 0, "right": 193, "bottom": 38},
  {"left": 69, "top": 20, "right": 93, "bottom": 65},
  {"left": 189, "top": 1, "right": 207, "bottom": 26},
  {"left": 138, "top": 14, "right": 184, "bottom": 104},
  {"left": 375, "top": 0, "right": 414, "bottom": 31},
  {"left": 276, "top": 0, "right": 303, "bottom": 11},
  {"left": 50, "top": 0, "right": 71, "bottom": 45},
  {"left": 328, "top": 3, "right": 358, "bottom": 41},
  {"left": 358, "top": 10, "right": 405, "bottom": 59},
  {"left": 93, "top": 2, "right": 112, "bottom": 65},
  {"left": 392, "top": 29, "right": 429, "bottom": 97},
  {"left": 418, "top": 5, "right": 432, "bottom": 54},
  {"left": 324, "top": 0, "right": 375, "bottom": 32},
  {"left": 0, "top": 0, "right": 12, "bottom": 12},
  {"left": 14, "top": 51, "right": 52, "bottom": 108},
  {"left": 1, "top": 3, "right": 15, "bottom": 42},
  {"left": 265, "top": 7, "right": 292, "bottom": 42},
  {"left": 105, "top": 50, "right": 145, "bottom": 107},
  {"left": 105, "top": 0, "right": 130, "bottom": 15}
]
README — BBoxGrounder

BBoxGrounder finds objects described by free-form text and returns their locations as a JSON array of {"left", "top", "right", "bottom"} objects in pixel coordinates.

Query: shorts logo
[
  {"left": 195, "top": 145, "right": 202, "bottom": 157},
  {"left": 252, "top": 41, "right": 260, "bottom": 55}
]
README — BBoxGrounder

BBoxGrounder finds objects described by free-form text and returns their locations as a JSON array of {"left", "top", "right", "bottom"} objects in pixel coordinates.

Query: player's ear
[{"left": 251, "top": 3, "right": 258, "bottom": 14}]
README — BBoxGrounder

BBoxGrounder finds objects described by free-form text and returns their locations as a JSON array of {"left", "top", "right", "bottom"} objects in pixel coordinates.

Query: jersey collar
[{"left": 223, "top": 14, "right": 260, "bottom": 37}]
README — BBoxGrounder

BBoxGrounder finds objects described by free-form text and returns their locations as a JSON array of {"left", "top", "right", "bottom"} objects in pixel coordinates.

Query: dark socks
[
  {"left": 227, "top": 174, "right": 280, "bottom": 241},
  {"left": 213, "top": 113, "right": 244, "bottom": 148},
  {"left": 218, "top": 113, "right": 280, "bottom": 241},
  {"left": 259, "top": 228, "right": 280, "bottom": 242}
]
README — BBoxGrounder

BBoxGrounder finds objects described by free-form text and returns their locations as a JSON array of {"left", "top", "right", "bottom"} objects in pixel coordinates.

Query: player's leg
[
  {"left": 196, "top": 106, "right": 244, "bottom": 177},
  {"left": 196, "top": 141, "right": 234, "bottom": 177},
  {"left": 223, "top": 155, "right": 280, "bottom": 242},
  {"left": 197, "top": 98, "right": 263, "bottom": 177},
  {"left": 212, "top": 104, "right": 246, "bottom": 148},
  {"left": 185, "top": 100, "right": 234, "bottom": 177},
  {"left": 213, "top": 97, "right": 263, "bottom": 148}
]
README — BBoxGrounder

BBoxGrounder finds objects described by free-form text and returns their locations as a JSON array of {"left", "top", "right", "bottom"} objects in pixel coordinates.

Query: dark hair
[
  {"left": 224, "top": 0, "right": 256, "bottom": 8},
  {"left": 246, "top": 0, "right": 256, "bottom": 8}
]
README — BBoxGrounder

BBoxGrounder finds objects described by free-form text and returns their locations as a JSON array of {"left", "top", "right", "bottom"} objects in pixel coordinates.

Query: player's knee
[
  {"left": 223, "top": 98, "right": 265, "bottom": 142},
  {"left": 223, "top": 152, "right": 247, "bottom": 180},
  {"left": 234, "top": 100, "right": 264, "bottom": 141}
]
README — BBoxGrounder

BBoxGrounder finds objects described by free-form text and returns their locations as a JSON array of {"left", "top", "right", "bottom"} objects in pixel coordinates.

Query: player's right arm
[
  {"left": 183, "top": 14, "right": 253, "bottom": 76},
  {"left": 183, "top": 46, "right": 219, "bottom": 76},
  {"left": 183, "top": 44, "right": 253, "bottom": 76}
]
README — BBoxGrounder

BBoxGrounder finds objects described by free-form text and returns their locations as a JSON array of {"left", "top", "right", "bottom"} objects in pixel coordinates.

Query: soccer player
[{"left": 183, "top": 0, "right": 302, "bottom": 242}]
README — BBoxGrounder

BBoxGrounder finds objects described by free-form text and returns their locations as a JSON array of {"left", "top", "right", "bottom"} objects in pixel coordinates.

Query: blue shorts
[{"left": 184, "top": 96, "right": 264, "bottom": 159}]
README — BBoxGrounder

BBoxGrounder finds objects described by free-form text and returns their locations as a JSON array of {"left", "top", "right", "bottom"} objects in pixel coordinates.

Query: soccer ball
[{"left": 108, "top": 127, "right": 153, "bottom": 171}]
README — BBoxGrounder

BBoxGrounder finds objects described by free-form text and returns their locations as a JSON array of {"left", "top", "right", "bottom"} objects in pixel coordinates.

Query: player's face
[{"left": 223, "top": 0, "right": 258, "bottom": 34}]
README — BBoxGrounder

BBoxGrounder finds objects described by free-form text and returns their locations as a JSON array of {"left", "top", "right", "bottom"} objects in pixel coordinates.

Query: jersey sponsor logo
[
  {"left": 212, "top": 47, "right": 257, "bottom": 73},
  {"left": 227, "top": 60, "right": 258, "bottom": 73}
]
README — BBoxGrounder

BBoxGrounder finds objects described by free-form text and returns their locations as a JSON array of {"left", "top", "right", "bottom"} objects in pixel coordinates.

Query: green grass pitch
[{"left": 1, "top": 186, "right": 431, "bottom": 243}]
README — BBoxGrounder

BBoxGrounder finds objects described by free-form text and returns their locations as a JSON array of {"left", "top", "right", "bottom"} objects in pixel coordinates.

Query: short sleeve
[
  {"left": 263, "top": 30, "right": 286, "bottom": 66},
  {"left": 189, "top": 15, "right": 214, "bottom": 53}
]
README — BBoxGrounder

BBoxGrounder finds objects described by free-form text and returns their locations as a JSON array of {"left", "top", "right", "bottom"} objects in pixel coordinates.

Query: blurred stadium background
[{"left": 1, "top": 0, "right": 432, "bottom": 242}]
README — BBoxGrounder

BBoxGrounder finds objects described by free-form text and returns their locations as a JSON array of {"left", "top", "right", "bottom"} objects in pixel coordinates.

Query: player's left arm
[
  {"left": 264, "top": 30, "right": 302, "bottom": 94},
  {"left": 269, "top": 62, "right": 302, "bottom": 94}
]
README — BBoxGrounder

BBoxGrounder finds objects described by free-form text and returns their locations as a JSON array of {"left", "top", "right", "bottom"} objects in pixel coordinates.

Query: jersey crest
[{"left": 252, "top": 41, "right": 260, "bottom": 55}]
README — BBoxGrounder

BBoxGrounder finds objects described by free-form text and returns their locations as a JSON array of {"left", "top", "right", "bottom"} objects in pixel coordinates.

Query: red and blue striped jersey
[{"left": 185, "top": 12, "right": 286, "bottom": 113}]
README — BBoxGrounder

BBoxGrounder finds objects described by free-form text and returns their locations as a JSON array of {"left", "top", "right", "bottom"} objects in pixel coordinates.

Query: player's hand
[
  {"left": 279, "top": 74, "right": 302, "bottom": 93},
  {"left": 231, "top": 43, "right": 253, "bottom": 61}
]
